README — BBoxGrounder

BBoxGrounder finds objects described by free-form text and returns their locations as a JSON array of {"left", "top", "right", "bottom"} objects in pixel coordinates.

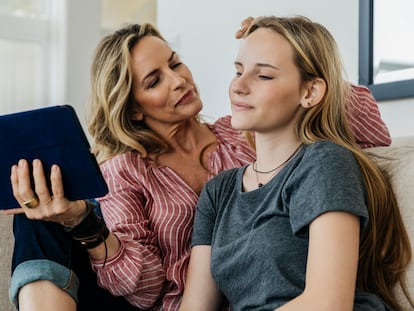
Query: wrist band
[{"left": 67, "top": 200, "right": 110, "bottom": 249}]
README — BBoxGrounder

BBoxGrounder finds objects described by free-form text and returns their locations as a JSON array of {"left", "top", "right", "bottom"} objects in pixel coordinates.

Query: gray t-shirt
[{"left": 192, "top": 141, "right": 391, "bottom": 311}]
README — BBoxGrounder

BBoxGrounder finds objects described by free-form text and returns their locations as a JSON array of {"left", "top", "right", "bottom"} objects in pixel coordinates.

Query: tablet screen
[{"left": 0, "top": 105, "right": 108, "bottom": 209}]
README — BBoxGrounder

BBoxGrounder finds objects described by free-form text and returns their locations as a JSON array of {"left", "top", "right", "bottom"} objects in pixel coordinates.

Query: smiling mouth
[
  {"left": 176, "top": 90, "right": 194, "bottom": 106},
  {"left": 232, "top": 102, "right": 253, "bottom": 111}
]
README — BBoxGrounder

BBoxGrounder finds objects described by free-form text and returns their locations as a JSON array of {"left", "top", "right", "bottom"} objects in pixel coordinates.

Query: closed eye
[
  {"left": 148, "top": 77, "right": 160, "bottom": 89},
  {"left": 259, "top": 75, "right": 273, "bottom": 80},
  {"left": 171, "top": 62, "right": 182, "bottom": 69}
]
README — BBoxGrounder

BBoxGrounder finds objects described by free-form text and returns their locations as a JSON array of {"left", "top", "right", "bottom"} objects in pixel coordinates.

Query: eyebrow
[
  {"left": 141, "top": 51, "right": 177, "bottom": 84},
  {"left": 234, "top": 61, "right": 280, "bottom": 70},
  {"left": 169, "top": 51, "right": 176, "bottom": 62}
]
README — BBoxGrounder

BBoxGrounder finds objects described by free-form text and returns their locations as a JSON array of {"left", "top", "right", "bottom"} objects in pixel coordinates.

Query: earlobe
[
  {"left": 300, "top": 78, "right": 327, "bottom": 108},
  {"left": 131, "top": 110, "right": 144, "bottom": 121}
]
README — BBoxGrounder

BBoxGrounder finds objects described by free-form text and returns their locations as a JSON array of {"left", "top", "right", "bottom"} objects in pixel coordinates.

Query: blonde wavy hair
[
  {"left": 87, "top": 23, "right": 172, "bottom": 163},
  {"left": 246, "top": 16, "right": 413, "bottom": 310}
]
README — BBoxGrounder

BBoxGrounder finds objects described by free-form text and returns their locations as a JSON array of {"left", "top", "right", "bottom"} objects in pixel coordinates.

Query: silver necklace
[
  {"left": 254, "top": 167, "right": 280, "bottom": 188},
  {"left": 253, "top": 143, "right": 303, "bottom": 187}
]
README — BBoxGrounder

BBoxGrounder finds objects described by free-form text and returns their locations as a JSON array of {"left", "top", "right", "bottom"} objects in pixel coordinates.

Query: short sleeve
[
  {"left": 345, "top": 83, "right": 391, "bottom": 148},
  {"left": 285, "top": 142, "right": 369, "bottom": 235},
  {"left": 191, "top": 183, "right": 217, "bottom": 247}
]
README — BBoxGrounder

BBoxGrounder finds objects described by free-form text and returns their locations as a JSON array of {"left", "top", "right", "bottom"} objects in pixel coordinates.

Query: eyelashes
[
  {"left": 234, "top": 71, "right": 274, "bottom": 80},
  {"left": 146, "top": 62, "right": 183, "bottom": 89}
]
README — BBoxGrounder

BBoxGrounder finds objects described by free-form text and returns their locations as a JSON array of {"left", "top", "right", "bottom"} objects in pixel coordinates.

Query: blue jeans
[{"left": 10, "top": 209, "right": 142, "bottom": 311}]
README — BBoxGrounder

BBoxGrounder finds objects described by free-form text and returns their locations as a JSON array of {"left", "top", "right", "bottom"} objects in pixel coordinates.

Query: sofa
[
  {"left": 365, "top": 136, "right": 414, "bottom": 310},
  {"left": 0, "top": 136, "right": 413, "bottom": 311},
  {"left": 0, "top": 211, "right": 13, "bottom": 311}
]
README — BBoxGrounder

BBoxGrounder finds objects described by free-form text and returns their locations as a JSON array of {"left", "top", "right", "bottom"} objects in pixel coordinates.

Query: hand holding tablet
[{"left": 0, "top": 105, "right": 108, "bottom": 210}]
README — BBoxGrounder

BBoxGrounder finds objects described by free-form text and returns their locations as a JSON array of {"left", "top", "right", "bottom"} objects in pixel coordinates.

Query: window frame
[
  {"left": 0, "top": 1, "right": 65, "bottom": 112},
  {"left": 359, "top": 0, "right": 414, "bottom": 100}
]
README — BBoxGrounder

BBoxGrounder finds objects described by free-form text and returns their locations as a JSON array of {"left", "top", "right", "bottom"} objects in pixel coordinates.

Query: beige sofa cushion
[
  {"left": 0, "top": 215, "right": 13, "bottom": 311},
  {"left": 366, "top": 136, "right": 414, "bottom": 309}
]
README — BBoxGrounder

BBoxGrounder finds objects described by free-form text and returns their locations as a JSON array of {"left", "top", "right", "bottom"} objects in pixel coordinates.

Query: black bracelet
[{"left": 67, "top": 201, "right": 110, "bottom": 249}]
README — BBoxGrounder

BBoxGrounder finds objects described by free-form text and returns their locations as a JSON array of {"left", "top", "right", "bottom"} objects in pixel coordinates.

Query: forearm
[
  {"left": 73, "top": 202, "right": 165, "bottom": 308},
  {"left": 93, "top": 239, "right": 165, "bottom": 308},
  {"left": 87, "top": 232, "right": 120, "bottom": 261},
  {"left": 67, "top": 200, "right": 121, "bottom": 261},
  {"left": 275, "top": 292, "right": 353, "bottom": 311}
]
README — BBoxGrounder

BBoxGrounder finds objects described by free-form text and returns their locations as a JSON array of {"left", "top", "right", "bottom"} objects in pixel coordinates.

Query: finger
[
  {"left": 32, "top": 159, "right": 53, "bottom": 203},
  {"left": 1, "top": 208, "right": 25, "bottom": 215},
  {"left": 11, "top": 164, "right": 22, "bottom": 202},
  {"left": 235, "top": 16, "right": 254, "bottom": 39},
  {"left": 50, "top": 164, "right": 65, "bottom": 200},
  {"left": 11, "top": 163, "right": 40, "bottom": 215},
  {"left": 235, "top": 28, "right": 246, "bottom": 39},
  {"left": 16, "top": 159, "right": 36, "bottom": 203},
  {"left": 241, "top": 16, "right": 254, "bottom": 28},
  {"left": 235, "top": 23, "right": 248, "bottom": 39}
]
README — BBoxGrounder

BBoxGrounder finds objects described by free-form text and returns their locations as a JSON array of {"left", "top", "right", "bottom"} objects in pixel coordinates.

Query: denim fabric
[
  {"left": 11, "top": 205, "right": 142, "bottom": 311},
  {"left": 10, "top": 259, "right": 79, "bottom": 305}
]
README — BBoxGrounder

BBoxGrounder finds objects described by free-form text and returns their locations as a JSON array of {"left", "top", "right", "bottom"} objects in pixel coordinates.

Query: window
[
  {"left": 359, "top": 0, "right": 414, "bottom": 100},
  {"left": 0, "top": 0, "right": 64, "bottom": 114},
  {"left": 101, "top": 0, "right": 157, "bottom": 32}
]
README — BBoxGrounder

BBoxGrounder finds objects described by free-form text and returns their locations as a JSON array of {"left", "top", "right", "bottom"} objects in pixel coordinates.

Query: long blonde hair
[
  {"left": 247, "top": 16, "right": 412, "bottom": 310},
  {"left": 87, "top": 23, "right": 171, "bottom": 163}
]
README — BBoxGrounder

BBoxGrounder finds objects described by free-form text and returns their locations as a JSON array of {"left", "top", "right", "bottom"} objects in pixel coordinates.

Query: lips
[
  {"left": 232, "top": 101, "right": 253, "bottom": 111},
  {"left": 176, "top": 89, "right": 194, "bottom": 106}
]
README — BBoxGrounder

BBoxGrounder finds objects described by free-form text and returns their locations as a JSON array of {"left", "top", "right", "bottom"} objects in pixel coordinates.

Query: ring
[
  {"left": 41, "top": 197, "right": 53, "bottom": 205},
  {"left": 23, "top": 196, "right": 40, "bottom": 209}
]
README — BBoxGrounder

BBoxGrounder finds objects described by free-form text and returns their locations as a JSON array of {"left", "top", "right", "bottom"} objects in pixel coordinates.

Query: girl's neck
[{"left": 254, "top": 133, "right": 302, "bottom": 170}]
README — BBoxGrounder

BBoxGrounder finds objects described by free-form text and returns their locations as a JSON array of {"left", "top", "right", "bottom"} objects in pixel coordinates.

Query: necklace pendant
[{"left": 258, "top": 183, "right": 263, "bottom": 187}]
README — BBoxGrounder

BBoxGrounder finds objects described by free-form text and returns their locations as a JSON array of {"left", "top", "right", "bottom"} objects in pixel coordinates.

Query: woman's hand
[
  {"left": 235, "top": 16, "right": 254, "bottom": 39},
  {"left": 3, "top": 159, "right": 88, "bottom": 227}
]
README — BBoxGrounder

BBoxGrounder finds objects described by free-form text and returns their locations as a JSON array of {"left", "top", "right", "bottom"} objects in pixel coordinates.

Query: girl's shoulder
[
  {"left": 303, "top": 141, "right": 354, "bottom": 160},
  {"left": 206, "top": 166, "right": 242, "bottom": 188}
]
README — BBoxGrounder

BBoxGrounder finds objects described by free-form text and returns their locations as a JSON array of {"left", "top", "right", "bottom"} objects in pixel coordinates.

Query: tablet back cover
[{"left": 0, "top": 105, "right": 108, "bottom": 209}]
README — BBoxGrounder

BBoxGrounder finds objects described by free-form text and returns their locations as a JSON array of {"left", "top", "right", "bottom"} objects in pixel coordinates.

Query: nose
[
  {"left": 167, "top": 68, "right": 186, "bottom": 90},
  {"left": 230, "top": 74, "right": 249, "bottom": 96}
]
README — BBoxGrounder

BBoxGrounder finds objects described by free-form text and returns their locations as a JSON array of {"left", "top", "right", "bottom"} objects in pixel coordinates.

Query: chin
[
  {"left": 230, "top": 116, "right": 250, "bottom": 131},
  {"left": 193, "top": 102, "right": 203, "bottom": 115},
  {"left": 185, "top": 100, "right": 202, "bottom": 116}
]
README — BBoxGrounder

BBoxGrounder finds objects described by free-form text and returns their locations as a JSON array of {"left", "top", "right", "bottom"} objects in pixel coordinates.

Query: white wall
[
  {"left": 378, "top": 97, "right": 414, "bottom": 137},
  {"left": 65, "top": 0, "right": 101, "bottom": 132},
  {"left": 62, "top": 0, "right": 414, "bottom": 138},
  {"left": 156, "top": 0, "right": 414, "bottom": 138}
]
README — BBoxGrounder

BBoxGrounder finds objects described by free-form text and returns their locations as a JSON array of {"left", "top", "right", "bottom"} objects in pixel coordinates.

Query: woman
[
  {"left": 179, "top": 16, "right": 413, "bottom": 311},
  {"left": 5, "top": 20, "right": 392, "bottom": 311},
  {"left": 7, "top": 23, "right": 255, "bottom": 311}
]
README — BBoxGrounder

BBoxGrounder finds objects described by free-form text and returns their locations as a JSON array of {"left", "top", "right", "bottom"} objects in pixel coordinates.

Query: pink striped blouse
[
  {"left": 91, "top": 116, "right": 256, "bottom": 310},
  {"left": 345, "top": 84, "right": 391, "bottom": 148}
]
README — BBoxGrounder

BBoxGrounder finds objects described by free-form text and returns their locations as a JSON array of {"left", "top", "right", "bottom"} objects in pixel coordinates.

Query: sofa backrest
[{"left": 366, "top": 136, "right": 414, "bottom": 309}]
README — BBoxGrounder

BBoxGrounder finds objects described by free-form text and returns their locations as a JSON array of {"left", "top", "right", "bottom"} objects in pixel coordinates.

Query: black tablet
[{"left": 0, "top": 105, "right": 108, "bottom": 209}]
